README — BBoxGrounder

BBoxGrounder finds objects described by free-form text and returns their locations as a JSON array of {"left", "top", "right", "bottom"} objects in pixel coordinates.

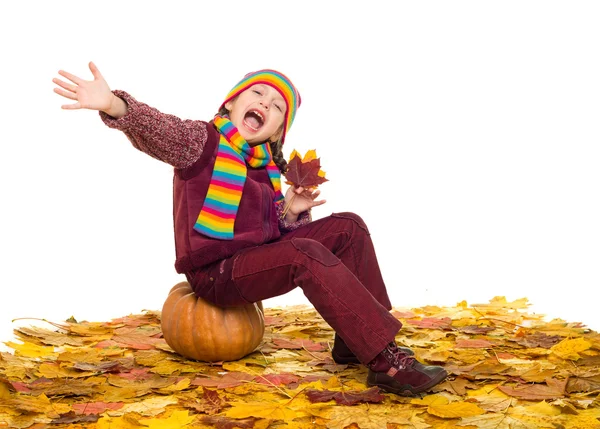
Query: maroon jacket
[
  {"left": 100, "top": 90, "right": 310, "bottom": 273},
  {"left": 173, "top": 123, "right": 285, "bottom": 272}
]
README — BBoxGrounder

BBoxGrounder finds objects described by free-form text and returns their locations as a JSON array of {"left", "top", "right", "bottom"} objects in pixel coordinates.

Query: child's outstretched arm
[{"left": 53, "top": 62, "right": 207, "bottom": 169}]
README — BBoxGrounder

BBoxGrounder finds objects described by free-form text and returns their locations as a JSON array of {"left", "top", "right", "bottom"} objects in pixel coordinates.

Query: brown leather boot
[
  {"left": 366, "top": 342, "right": 447, "bottom": 396},
  {"left": 331, "top": 334, "right": 414, "bottom": 364}
]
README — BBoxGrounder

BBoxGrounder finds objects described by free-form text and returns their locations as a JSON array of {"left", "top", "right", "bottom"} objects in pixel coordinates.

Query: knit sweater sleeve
[
  {"left": 276, "top": 202, "right": 312, "bottom": 233},
  {"left": 99, "top": 90, "right": 208, "bottom": 169}
]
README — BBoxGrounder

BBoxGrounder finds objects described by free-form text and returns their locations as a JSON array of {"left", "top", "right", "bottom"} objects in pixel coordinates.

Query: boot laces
[{"left": 387, "top": 342, "right": 415, "bottom": 369}]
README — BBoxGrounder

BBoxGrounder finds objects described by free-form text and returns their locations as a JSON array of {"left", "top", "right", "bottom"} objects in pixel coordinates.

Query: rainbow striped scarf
[{"left": 193, "top": 116, "right": 284, "bottom": 240}]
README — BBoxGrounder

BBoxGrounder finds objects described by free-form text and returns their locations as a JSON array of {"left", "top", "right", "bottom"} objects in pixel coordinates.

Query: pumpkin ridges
[
  {"left": 193, "top": 294, "right": 218, "bottom": 361},
  {"left": 161, "top": 283, "right": 190, "bottom": 351},
  {"left": 231, "top": 306, "right": 253, "bottom": 355},
  {"left": 242, "top": 305, "right": 258, "bottom": 354},
  {"left": 169, "top": 291, "right": 193, "bottom": 355},
  {"left": 200, "top": 296, "right": 219, "bottom": 361},
  {"left": 190, "top": 295, "right": 208, "bottom": 361},
  {"left": 186, "top": 293, "right": 204, "bottom": 361},
  {"left": 176, "top": 292, "right": 199, "bottom": 358},
  {"left": 226, "top": 307, "right": 239, "bottom": 359},
  {"left": 252, "top": 303, "right": 265, "bottom": 350}
]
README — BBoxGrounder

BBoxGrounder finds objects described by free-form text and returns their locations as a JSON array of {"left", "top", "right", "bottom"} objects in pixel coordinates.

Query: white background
[{"left": 1, "top": 1, "right": 599, "bottom": 351}]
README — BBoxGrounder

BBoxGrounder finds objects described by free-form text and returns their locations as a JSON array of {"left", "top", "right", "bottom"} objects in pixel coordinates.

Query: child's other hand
[
  {"left": 285, "top": 186, "right": 326, "bottom": 217},
  {"left": 52, "top": 61, "right": 115, "bottom": 112}
]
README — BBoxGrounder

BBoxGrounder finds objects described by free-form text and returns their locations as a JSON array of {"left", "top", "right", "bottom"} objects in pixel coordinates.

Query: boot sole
[{"left": 367, "top": 369, "right": 448, "bottom": 397}]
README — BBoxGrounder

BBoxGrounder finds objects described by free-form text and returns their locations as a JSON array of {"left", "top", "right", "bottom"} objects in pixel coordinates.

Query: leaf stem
[
  {"left": 281, "top": 194, "right": 296, "bottom": 218},
  {"left": 11, "top": 317, "right": 71, "bottom": 332}
]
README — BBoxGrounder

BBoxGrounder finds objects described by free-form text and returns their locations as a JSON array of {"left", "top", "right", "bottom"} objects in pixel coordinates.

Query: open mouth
[{"left": 243, "top": 109, "right": 265, "bottom": 132}]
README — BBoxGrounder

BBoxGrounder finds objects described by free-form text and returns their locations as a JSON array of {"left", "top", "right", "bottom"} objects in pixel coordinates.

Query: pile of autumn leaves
[{"left": 1, "top": 297, "right": 599, "bottom": 429}]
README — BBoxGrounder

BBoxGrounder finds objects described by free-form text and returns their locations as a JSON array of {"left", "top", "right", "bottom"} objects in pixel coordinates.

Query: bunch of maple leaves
[{"left": 1, "top": 296, "right": 599, "bottom": 429}]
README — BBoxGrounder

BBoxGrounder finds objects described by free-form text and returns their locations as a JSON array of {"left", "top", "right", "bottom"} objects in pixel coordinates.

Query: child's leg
[
  {"left": 279, "top": 212, "right": 393, "bottom": 310},
  {"left": 189, "top": 212, "right": 402, "bottom": 364}
]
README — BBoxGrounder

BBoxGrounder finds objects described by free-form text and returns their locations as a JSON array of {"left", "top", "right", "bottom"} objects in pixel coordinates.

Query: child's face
[{"left": 225, "top": 84, "right": 286, "bottom": 145}]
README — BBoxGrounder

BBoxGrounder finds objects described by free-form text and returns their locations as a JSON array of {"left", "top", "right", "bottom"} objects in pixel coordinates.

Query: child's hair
[{"left": 218, "top": 106, "right": 288, "bottom": 174}]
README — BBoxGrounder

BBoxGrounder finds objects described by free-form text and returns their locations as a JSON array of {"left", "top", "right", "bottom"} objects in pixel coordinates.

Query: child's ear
[{"left": 224, "top": 100, "right": 234, "bottom": 111}]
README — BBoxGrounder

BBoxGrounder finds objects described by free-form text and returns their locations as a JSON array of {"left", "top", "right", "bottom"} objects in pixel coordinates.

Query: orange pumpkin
[{"left": 160, "top": 281, "right": 265, "bottom": 362}]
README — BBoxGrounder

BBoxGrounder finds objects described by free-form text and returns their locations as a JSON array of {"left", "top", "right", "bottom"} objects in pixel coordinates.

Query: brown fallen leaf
[
  {"left": 72, "top": 400, "right": 124, "bottom": 415},
  {"left": 305, "top": 387, "right": 385, "bottom": 406},
  {"left": 498, "top": 377, "right": 568, "bottom": 400}
]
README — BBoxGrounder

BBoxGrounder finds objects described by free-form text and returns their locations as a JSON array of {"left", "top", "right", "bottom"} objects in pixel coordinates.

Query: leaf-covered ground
[{"left": 1, "top": 296, "right": 599, "bottom": 428}]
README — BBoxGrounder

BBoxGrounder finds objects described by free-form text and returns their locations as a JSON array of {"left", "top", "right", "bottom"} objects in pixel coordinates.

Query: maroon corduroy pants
[{"left": 186, "top": 212, "right": 402, "bottom": 364}]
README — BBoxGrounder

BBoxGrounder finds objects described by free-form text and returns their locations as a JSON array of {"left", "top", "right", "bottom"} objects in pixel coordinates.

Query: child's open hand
[
  {"left": 284, "top": 186, "right": 326, "bottom": 219},
  {"left": 53, "top": 62, "right": 115, "bottom": 112}
]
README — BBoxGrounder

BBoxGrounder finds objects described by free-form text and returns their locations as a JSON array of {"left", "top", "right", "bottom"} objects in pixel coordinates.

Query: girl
[{"left": 52, "top": 62, "right": 447, "bottom": 396}]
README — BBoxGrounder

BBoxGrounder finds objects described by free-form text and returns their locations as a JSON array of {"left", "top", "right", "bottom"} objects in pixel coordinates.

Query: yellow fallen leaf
[
  {"left": 473, "top": 296, "right": 530, "bottom": 311},
  {"left": 323, "top": 376, "right": 342, "bottom": 389},
  {"left": 411, "top": 393, "right": 449, "bottom": 406},
  {"left": 551, "top": 337, "right": 592, "bottom": 360},
  {"left": 115, "top": 396, "right": 178, "bottom": 417},
  {"left": 37, "top": 362, "right": 94, "bottom": 379},
  {"left": 149, "top": 360, "right": 200, "bottom": 375},
  {"left": 0, "top": 382, "right": 11, "bottom": 399},
  {"left": 316, "top": 405, "right": 413, "bottom": 429},
  {"left": 221, "top": 361, "right": 250, "bottom": 372},
  {"left": 139, "top": 410, "right": 195, "bottom": 428},
  {"left": 4, "top": 341, "right": 57, "bottom": 359},
  {"left": 97, "top": 415, "right": 142, "bottom": 429},
  {"left": 158, "top": 377, "right": 191, "bottom": 392},
  {"left": 562, "top": 409, "right": 600, "bottom": 429},
  {"left": 512, "top": 400, "right": 562, "bottom": 416},
  {"left": 224, "top": 400, "right": 306, "bottom": 420},
  {"left": 427, "top": 401, "right": 486, "bottom": 418}
]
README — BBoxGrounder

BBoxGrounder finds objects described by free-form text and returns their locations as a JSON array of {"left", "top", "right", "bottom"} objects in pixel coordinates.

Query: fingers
[
  {"left": 60, "top": 101, "right": 82, "bottom": 110},
  {"left": 52, "top": 77, "right": 77, "bottom": 94},
  {"left": 88, "top": 61, "right": 104, "bottom": 81},
  {"left": 57, "top": 69, "right": 83, "bottom": 85},
  {"left": 53, "top": 87, "right": 77, "bottom": 101}
]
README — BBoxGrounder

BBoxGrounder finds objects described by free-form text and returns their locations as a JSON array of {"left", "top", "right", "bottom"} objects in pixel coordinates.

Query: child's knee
[
  {"left": 291, "top": 238, "right": 340, "bottom": 267},
  {"left": 331, "top": 212, "right": 370, "bottom": 234}
]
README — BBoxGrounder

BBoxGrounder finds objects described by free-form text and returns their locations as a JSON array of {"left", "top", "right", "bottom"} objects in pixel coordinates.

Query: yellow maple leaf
[
  {"left": 157, "top": 378, "right": 191, "bottom": 392},
  {"left": 315, "top": 405, "right": 413, "bottom": 429},
  {"left": 37, "top": 362, "right": 94, "bottom": 379},
  {"left": 224, "top": 400, "right": 306, "bottom": 420},
  {"left": 411, "top": 393, "right": 449, "bottom": 406},
  {"left": 149, "top": 360, "right": 200, "bottom": 375},
  {"left": 115, "top": 396, "right": 178, "bottom": 417},
  {"left": 97, "top": 415, "right": 143, "bottom": 429},
  {"left": 139, "top": 410, "right": 195, "bottom": 428},
  {"left": 512, "top": 400, "right": 562, "bottom": 416},
  {"left": 5, "top": 341, "right": 57, "bottom": 359},
  {"left": 427, "top": 401, "right": 486, "bottom": 419},
  {"left": 551, "top": 337, "right": 592, "bottom": 360},
  {"left": 473, "top": 296, "right": 530, "bottom": 311}
]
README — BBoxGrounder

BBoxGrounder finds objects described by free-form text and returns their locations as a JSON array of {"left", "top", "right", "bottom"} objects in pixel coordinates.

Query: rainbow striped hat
[{"left": 219, "top": 69, "right": 301, "bottom": 145}]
